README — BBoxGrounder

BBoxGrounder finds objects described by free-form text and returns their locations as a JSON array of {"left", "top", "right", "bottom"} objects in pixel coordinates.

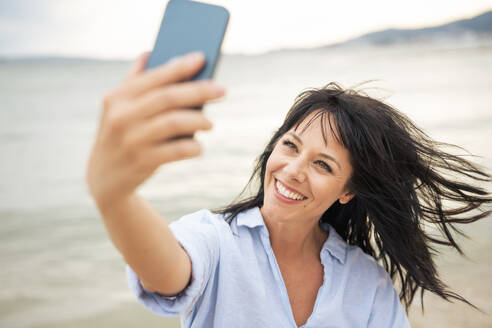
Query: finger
[
  {"left": 123, "top": 51, "right": 206, "bottom": 98},
  {"left": 144, "top": 138, "right": 203, "bottom": 167},
  {"left": 127, "top": 51, "right": 151, "bottom": 79},
  {"left": 127, "top": 109, "right": 213, "bottom": 146},
  {"left": 123, "top": 80, "right": 225, "bottom": 123}
]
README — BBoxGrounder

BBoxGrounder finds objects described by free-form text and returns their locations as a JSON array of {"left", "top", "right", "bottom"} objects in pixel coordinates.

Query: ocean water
[{"left": 1, "top": 43, "right": 491, "bottom": 327}]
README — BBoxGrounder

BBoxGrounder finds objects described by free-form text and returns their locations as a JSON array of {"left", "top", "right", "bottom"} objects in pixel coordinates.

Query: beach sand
[
  {"left": 408, "top": 216, "right": 492, "bottom": 327},
  {"left": 35, "top": 302, "right": 180, "bottom": 328}
]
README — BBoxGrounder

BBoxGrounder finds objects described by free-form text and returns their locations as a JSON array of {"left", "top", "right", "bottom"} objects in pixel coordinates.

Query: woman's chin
[{"left": 260, "top": 202, "right": 297, "bottom": 223}]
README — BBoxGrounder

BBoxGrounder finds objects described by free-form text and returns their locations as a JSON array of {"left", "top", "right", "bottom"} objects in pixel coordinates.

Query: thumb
[{"left": 127, "top": 51, "right": 151, "bottom": 78}]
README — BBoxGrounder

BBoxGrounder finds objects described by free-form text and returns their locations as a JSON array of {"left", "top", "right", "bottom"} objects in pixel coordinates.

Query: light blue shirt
[{"left": 126, "top": 207, "right": 410, "bottom": 327}]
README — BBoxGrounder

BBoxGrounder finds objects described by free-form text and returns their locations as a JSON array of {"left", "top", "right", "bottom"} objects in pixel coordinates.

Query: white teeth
[{"left": 275, "top": 180, "right": 305, "bottom": 200}]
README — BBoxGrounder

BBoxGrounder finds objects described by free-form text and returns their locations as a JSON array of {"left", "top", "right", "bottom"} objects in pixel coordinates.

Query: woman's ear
[{"left": 339, "top": 191, "right": 355, "bottom": 204}]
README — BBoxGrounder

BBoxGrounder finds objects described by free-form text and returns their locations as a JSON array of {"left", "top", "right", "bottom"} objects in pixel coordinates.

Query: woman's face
[{"left": 261, "top": 112, "right": 354, "bottom": 225}]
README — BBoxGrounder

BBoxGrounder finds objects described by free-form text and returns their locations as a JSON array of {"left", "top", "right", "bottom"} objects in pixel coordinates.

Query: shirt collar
[
  {"left": 235, "top": 206, "right": 265, "bottom": 229},
  {"left": 319, "top": 222, "right": 347, "bottom": 264},
  {"left": 234, "top": 207, "right": 347, "bottom": 264}
]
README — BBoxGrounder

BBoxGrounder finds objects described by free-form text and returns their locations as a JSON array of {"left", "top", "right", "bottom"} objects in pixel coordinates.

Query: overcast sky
[{"left": 0, "top": 0, "right": 491, "bottom": 59}]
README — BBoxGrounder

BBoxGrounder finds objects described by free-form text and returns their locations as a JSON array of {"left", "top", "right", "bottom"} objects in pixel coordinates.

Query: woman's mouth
[{"left": 274, "top": 179, "right": 307, "bottom": 202}]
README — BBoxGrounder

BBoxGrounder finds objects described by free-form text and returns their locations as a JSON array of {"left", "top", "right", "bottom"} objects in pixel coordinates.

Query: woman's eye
[
  {"left": 282, "top": 140, "right": 297, "bottom": 151},
  {"left": 316, "top": 161, "right": 332, "bottom": 173}
]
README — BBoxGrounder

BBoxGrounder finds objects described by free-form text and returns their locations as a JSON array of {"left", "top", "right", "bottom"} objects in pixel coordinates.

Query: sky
[{"left": 0, "top": 0, "right": 491, "bottom": 59}]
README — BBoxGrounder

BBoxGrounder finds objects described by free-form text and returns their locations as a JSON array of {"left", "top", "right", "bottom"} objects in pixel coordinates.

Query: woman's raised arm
[{"left": 85, "top": 51, "right": 225, "bottom": 295}]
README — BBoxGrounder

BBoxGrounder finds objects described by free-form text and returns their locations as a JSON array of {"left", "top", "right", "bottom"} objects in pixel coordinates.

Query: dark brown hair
[{"left": 214, "top": 82, "right": 491, "bottom": 310}]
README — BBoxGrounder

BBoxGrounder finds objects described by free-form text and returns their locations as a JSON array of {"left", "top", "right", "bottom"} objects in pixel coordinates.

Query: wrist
[{"left": 92, "top": 190, "right": 137, "bottom": 217}]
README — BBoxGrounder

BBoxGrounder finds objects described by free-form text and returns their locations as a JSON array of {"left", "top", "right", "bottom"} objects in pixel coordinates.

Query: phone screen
[{"left": 146, "top": 0, "right": 230, "bottom": 81}]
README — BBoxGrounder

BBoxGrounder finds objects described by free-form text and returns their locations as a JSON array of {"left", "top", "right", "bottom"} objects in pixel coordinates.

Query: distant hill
[{"left": 331, "top": 10, "right": 492, "bottom": 47}]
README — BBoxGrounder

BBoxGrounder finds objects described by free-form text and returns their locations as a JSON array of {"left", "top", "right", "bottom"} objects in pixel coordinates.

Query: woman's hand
[{"left": 86, "top": 51, "right": 225, "bottom": 211}]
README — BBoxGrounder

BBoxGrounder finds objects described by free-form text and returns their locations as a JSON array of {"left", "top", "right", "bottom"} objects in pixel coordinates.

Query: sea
[{"left": 1, "top": 42, "right": 491, "bottom": 327}]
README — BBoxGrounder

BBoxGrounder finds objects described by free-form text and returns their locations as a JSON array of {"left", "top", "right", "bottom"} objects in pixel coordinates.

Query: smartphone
[{"left": 146, "top": 0, "right": 230, "bottom": 83}]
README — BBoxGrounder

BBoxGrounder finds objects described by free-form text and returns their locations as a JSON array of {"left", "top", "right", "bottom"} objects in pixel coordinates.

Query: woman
[{"left": 86, "top": 51, "right": 491, "bottom": 327}]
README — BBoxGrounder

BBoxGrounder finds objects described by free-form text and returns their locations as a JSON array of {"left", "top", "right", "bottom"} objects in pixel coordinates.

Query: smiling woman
[
  {"left": 212, "top": 82, "right": 492, "bottom": 319},
  {"left": 86, "top": 52, "right": 491, "bottom": 328}
]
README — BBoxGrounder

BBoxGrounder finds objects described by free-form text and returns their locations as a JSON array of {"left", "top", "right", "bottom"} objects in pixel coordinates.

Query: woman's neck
[{"left": 263, "top": 215, "right": 328, "bottom": 263}]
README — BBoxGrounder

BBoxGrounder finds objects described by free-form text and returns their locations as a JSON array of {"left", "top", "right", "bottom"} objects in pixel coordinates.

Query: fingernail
[
  {"left": 184, "top": 51, "right": 205, "bottom": 62},
  {"left": 211, "top": 83, "right": 226, "bottom": 96},
  {"left": 167, "top": 52, "right": 203, "bottom": 65}
]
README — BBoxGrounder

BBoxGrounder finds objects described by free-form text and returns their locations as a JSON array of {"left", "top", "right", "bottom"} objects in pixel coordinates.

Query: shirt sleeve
[
  {"left": 126, "top": 209, "right": 220, "bottom": 317},
  {"left": 367, "top": 267, "right": 411, "bottom": 328}
]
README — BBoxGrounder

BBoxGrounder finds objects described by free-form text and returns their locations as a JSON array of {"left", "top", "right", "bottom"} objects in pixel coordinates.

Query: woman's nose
[{"left": 284, "top": 158, "right": 307, "bottom": 182}]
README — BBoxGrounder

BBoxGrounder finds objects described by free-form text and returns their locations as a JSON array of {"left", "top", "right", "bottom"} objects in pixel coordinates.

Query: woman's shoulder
[
  {"left": 347, "top": 244, "right": 389, "bottom": 276},
  {"left": 343, "top": 243, "right": 409, "bottom": 326},
  {"left": 324, "top": 227, "right": 392, "bottom": 287},
  {"left": 339, "top": 241, "right": 397, "bottom": 299}
]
